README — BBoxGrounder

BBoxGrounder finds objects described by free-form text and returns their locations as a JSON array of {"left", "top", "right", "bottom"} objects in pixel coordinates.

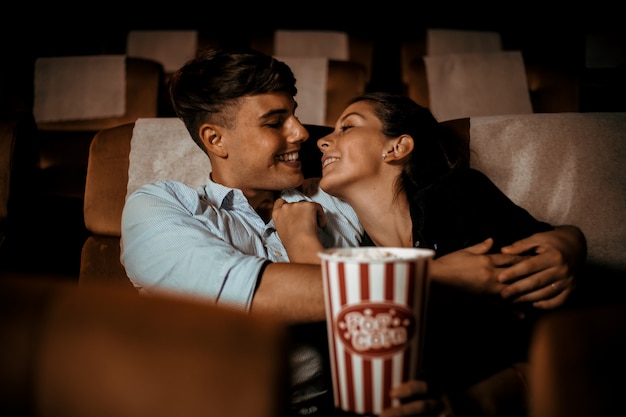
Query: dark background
[
  {"left": 1, "top": 1, "right": 624, "bottom": 279},
  {"left": 3, "top": 2, "right": 625, "bottom": 112}
]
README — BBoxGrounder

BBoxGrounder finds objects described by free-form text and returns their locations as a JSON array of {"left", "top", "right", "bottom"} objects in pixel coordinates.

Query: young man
[
  {"left": 121, "top": 48, "right": 585, "bottom": 416},
  {"left": 121, "top": 48, "right": 362, "bottom": 416}
]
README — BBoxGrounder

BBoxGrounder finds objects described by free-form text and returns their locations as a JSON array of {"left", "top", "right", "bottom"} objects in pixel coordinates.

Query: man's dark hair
[{"left": 169, "top": 47, "right": 297, "bottom": 150}]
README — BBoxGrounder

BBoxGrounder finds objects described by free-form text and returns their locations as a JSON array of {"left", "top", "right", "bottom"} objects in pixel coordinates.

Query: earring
[{"left": 381, "top": 153, "right": 387, "bottom": 161}]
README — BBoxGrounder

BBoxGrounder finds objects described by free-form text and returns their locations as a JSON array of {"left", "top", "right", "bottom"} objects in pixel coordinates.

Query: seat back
[
  {"left": 424, "top": 50, "right": 534, "bottom": 121},
  {"left": 251, "top": 30, "right": 374, "bottom": 83},
  {"left": 402, "top": 30, "right": 580, "bottom": 115},
  {"left": 1, "top": 277, "right": 291, "bottom": 417},
  {"left": 447, "top": 113, "right": 626, "bottom": 274},
  {"left": 250, "top": 31, "right": 371, "bottom": 126},
  {"left": 529, "top": 304, "right": 626, "bottom": 417},
  {"left": 401, "top": 29, "right": 501, "bottom": 108},
  {"left": 125, "top": 30, "right": 220, "bottom": 117},
  {"left": 35, "top": 56, "right": 165, "bottom": 199},
  {"left": 35, "top": 56, "right": 165, "bottom": 132},
  {"left": 467, "top": 112, "right": 626, "bottom": 275},
  {"left": 126, "top": 30, "right": 199, "bottom": 75}
]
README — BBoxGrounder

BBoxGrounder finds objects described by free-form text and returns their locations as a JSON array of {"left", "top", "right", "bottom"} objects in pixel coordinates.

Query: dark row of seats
[
  {"left": 1, "top": 28, "right": 624, "bottom": 281},
  {"left": 1, "top": 27, "right": 625, "bottom": 417}
]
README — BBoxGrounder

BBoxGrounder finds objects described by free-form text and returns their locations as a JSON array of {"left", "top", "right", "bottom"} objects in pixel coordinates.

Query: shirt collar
[{"left": 202, "top": 176, "right": 308, "bottom": 209}]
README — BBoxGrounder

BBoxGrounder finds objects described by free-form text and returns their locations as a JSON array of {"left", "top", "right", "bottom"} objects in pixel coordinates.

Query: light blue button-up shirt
[
  {"left": 121, "top": 176, "right": 363, "bottom": 412},
  {"left": 121, "top": 177, "right": 363, "bottom": 310}
]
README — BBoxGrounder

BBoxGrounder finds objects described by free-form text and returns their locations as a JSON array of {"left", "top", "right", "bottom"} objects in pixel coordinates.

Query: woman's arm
[
  {"left": 428, "top": 225, "right": 587, "bottom": 310},
  {"left": 427, "top": 170, "right": 587, "bottom": 309}
]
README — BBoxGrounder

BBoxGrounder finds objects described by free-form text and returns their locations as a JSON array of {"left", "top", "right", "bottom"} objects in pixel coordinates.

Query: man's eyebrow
[{"left": 259, "top": 108, "right": 290, "bottom": 120}]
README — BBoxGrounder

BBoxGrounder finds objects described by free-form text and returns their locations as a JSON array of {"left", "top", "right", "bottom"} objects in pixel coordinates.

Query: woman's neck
[{"left": 346, "top": 185, "right": 413, "bottom": 248}]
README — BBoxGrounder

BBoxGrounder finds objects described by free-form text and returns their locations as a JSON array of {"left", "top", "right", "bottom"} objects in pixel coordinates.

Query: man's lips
[{"left": 275, "top": 151, "right": 299, "bottom": 162}]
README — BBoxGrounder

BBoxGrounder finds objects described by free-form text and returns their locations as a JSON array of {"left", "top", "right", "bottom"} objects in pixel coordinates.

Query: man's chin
[{"left": 275, "top": 174, "right": 304, "bottom": 191}]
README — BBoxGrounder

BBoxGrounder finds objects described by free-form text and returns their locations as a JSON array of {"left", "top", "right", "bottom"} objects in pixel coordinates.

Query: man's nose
[{"left": 288, "top": 119, "right": 309, "bottom": 142}]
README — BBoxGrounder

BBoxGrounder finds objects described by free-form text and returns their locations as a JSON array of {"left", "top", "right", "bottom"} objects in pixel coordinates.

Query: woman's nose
[{"left": 317, "top": 134, "right": 332, "bottom": 150}]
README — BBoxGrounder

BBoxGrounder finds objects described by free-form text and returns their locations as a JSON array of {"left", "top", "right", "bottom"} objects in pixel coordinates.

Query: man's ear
[
  {"left": 200, "top": 124, "right": 227, "bottom": 157},
  {"left": 388, "top": 135, "right": 414, "bottom": 160}
]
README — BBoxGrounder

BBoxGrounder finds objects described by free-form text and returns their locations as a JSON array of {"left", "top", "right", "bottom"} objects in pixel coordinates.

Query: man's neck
[{"left": 250, "top": 191, "right": 281, "bottom": 223}]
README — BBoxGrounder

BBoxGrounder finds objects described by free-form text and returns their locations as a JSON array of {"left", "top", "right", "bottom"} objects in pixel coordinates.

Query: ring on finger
[{"left": 551, "top": 282, "right": 558, "bottom": 291}]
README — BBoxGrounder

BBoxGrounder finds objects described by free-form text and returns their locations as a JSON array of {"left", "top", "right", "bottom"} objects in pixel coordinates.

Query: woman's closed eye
[{"left": 340, "top": 124, "right": 353, "bottom": 132}]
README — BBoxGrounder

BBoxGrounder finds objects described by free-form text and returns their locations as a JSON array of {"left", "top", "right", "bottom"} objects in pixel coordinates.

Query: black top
[
  {"left": 362, "top": 167, "right": 553, "bottom": 257},
  {"left": 417, "top": 168, "right": 553, "bottom": 256},
  {"left": 361, "top": 168, "right": 554, "bottom": 393}
]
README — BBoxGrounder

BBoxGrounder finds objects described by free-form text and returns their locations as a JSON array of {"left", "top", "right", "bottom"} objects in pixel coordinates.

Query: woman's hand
[
  {"left": 497, "top": 225, "right": 586, "bottom": 309},
  {"left": 379, "top": 364, "right": 529, "bottom": 417},
  {"left": 429, "top": 238, "right": 525, "bottom": 297},
  {"left": 272, "top": 198, "right": 326, "bottom": 264},
  {"left": 379, "top": 380, "right": 448, "bottom": 417}
]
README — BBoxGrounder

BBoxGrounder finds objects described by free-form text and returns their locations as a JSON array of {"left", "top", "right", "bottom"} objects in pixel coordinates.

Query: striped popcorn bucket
[{"left": 318, "top": 247, "right": 434, "bottom": 416}]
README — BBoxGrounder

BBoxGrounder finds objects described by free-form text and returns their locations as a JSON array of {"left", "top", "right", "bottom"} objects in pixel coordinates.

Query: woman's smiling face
[{"left": 317, "top": 100, "right": 388, "bottom": 200}]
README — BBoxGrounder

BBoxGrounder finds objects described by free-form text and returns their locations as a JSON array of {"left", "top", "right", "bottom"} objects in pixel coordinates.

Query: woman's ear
[
  {"left": 200, "top": 124, "right": 227, "bottom": 157},
  {"left": 388, "top": 135, "right": 414, "bottom": 160}
]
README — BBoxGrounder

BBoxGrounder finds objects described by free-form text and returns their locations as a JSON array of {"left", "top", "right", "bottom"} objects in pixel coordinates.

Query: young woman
[{"left": 273, "top": 92, "right": 587, "bottom": 416}]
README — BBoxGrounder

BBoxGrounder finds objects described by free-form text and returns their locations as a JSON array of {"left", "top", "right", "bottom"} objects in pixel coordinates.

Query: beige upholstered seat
[
  {"left": 35, "top": 56, "right": 165, "bottom": 200},
  {"left": 467, "top": 112, "right": 626, "bottom": 275},
  {"left": 250, "top": 31, "right": 371, "bottom": 126},
  {"left": 401, "top": 29, "right": 581, "bottom": 114},
  {"left": 28, "top": 57, "right": 166, "bottom": 276}
]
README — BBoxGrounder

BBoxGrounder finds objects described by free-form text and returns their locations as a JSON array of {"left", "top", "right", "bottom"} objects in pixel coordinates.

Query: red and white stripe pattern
[{"left": 320, "top": 248, "right": 432, "bottom": 415}]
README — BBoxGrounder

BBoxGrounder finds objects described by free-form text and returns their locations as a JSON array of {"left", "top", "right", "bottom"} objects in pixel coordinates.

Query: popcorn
[{"left": 320, "top": 247, "right": 420, "bottom": 261}]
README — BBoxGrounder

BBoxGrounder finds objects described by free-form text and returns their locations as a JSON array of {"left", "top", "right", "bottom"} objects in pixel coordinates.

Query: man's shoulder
[
  {"left": 127, "top": 180, "right": 205, "bottom": 205},
  {"left": 131, "top": 179, "right": 196, "bottom": 194},
  {"left": 299, "top": 178, "right": 342, "bottom": 205}
]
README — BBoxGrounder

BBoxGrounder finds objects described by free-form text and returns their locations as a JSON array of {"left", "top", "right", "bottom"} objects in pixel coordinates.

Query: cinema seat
[{"left": 0, "top": 276, "right": 290, "bottom": 417}]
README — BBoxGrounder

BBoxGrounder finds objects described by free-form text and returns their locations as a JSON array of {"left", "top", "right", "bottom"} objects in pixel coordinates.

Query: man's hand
[
  {"left": 497, "top": 225, "right": 586, "bottom": 309},
  {"left": 272, "top": 198, "right": 326, "bottom": 264}
]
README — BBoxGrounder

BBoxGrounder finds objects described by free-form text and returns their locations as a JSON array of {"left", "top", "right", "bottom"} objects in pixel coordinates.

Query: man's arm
[
  {"left": 425, "top": 225, "right": 587, "bottom": 310},
  {"left": 251, "top": 263, "right": 327, "bottom": 322},
  {"left": 122, "top": 182, "right": 267, "bottom": 311},
  {"left": 498, "top": 225, "right": 587, "bottom": 309}
]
